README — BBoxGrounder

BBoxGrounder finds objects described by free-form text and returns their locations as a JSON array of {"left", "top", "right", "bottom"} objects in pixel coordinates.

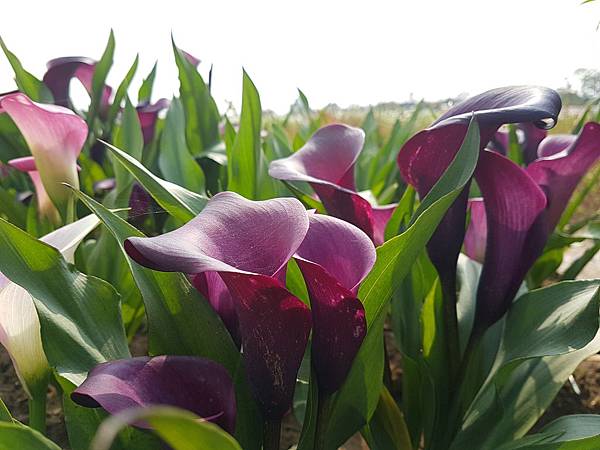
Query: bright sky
[{"left": 1, "top": 0, "right": 600, "bottom": 114}]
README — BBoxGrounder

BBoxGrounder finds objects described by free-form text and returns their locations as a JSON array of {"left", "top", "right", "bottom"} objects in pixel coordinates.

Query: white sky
[{"left": 1, "top": 0, "right": 600, "bottom": 114}]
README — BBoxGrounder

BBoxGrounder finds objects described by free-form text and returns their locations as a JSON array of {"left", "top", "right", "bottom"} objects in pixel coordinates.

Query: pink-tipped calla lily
[
  {"left": 0, "top": 214, "right": 100, "bottom": 398},
  {"left": 124, "top": 192, "right": 312, "bottom": 420},
  {"left": 71, "top": 355, "right": 236, "bottom": 434},
  {"left": 1, "top": 92, "right": 87, "bottom": 219},
  {"left": 43, "top": 57, "right": 112, "bottom": 112},
  {"left": 295, "top": 214, "right": 376, "bottom": 394},
  {"left": 269, "top": 124, "right": 396, "bottom": 245},
  {"left": 398, "top": 86, "right": 562, "bottom": 330},
  {"left": 8, "top": 156, "right": 61, "bottom": 224}
]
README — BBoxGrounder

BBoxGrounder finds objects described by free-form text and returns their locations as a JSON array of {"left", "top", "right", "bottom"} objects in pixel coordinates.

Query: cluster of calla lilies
[{"left": 0, "top": 35, "right": 599, "bottom": 450}]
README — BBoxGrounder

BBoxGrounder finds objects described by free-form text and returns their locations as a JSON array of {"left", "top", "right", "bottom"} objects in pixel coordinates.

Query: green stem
[
  {"left": 314, "top": 392, "right": 333, "bottom": 450},
  {"left": 28, "top": 394, "right": 46, "bottom": 435},
  {"left": 441, "top": 274, "right": 460, "bottom": 387},
  {"left": 262, "top": 418, "right": 281, "bottom": 450}
]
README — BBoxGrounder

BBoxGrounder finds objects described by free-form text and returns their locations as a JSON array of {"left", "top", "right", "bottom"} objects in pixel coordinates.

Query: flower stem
[
  {"left": 263, "top": 418, "right": 281, "bottom": 450},
  {"left": 441, "top": 274, "right": 460, "bottom": 387},
  {"left": 314, "top": 391, "right": 333, "bottom": 450},
  {"left": 28, "top": 394, "right": 46, "bottom": 435}
]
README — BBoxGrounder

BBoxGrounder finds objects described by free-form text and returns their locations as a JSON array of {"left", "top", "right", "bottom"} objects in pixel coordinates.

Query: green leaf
[
  {"left": 227, "top": 70, "right": 262, "bottom": 199},
  {"left": 0, "top": 398, "right": 11, "bottom": 422},
  {"left": 91, "top": 407, "right": 242, "bottom": 450},
  {"left": 0, "top": 217, "right": 129, "bottom": 385},
  {"left": 0, "top": 422, "right": 61, "bottom": 450},
  {"left": 0, "top": 37, "right": 53, "bottom": 103},
  {"left": 137, "top": 62, "right": 158, "bottom": 104},
  {"left": 109, "top": 96, "right": 144, "bottom": 207},
  {"left": 323, "top": 117, "right": 480, "bottom": 447},
  {"left": 102, "top": 141, "right": 207, "bottom": 222},
  {"left": 159, "top": 98, "right": 206, "bottom": 194},
  {"left": 365, "top": 386, "right": 413, "bottom": 450},
  {"left": 454, "top": 280, "right": 600, "bottom": 449},
  {"left": 86, "top": 30, "right": 115, "bottom": 130},
  {"left": 172, "top": 37, "right": 220, "bottom": 155},
  {"left": 106, "top": 55, "right": 140, "bottom": 132},
  {"left": 63, "top": 392, "right": 161, "bottom": 450},
  {"left": 0, "top": 185, "right": 27, "bottom": 229}
]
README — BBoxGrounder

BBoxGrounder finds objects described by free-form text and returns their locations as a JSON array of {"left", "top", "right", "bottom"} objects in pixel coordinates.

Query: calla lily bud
[{"left": 0, "top": 214, "right": 100, "bottom": 398}]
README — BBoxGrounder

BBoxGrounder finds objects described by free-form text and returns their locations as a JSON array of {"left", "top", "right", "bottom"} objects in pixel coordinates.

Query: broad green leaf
[
  {"left": 137, "top": 61, "right": 158, "bottom": 104},
  {"left": 0, "top": 37, "right": 53, "bottom": 103},
  {"left": 0, "top": 217, "right": 129, "bottom": 385},
  {"left": 159, "top": 98, "right": 206, "bottom": 194},
  {"left": 91, "top": 407, "right": 242, "bottom": 450},
  {"left": 227, "top": 70, "right": 261, "bottom": 199},
  {"left": 364, "top": 386, "right": 413, "bottom": 450},
  {"left": 323, "top": 117, "right": 480, "bottom": 447},
  {"left": 172, "top": 38, "right": 220, "bottom": 155},
  {"left": 103, "top": 141, "right": 207, "bottom": 222},
  {"left": 109, "top": 96, "right": 144, "bottom": 207},
  {"left": 106, "top": 55, "right": 140, "bottom": 131},
  {"left": 86, "top": 30, "right": 114, "bottom": 130},
  {"left": 0, "top": 422, "right": 61, "bottom": 450},
  {"left": 454, "top": 281, "right": 600, "bottom": 449},
  {"left": 63, "top": 392, "right": 161, "bottom": 450}
]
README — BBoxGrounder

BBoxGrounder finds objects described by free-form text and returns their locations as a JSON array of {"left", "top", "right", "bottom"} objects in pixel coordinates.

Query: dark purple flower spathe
[
  {"left": 124, "top": 192, "right": 312, "bottom": 420},
  {"left": 398, "top": 86, "right": 562, "bottom": 331},
  {"left": 71, "top": 355, "right": 236, "bottom": 434},
  {"left": 294, "top": 214, "right": 376, "bottom": 394}
]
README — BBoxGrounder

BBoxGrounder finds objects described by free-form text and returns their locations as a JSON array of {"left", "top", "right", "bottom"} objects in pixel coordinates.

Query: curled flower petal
[
  {"left": 219, "top": 272, "right": 311, "bottom": 420},
  {"left": 463, "top": 198, "right": 487, "bottom": 264},
  {"left": 474, "top": 150, "right": 547, "bottom": 329},
  {"left": 124, "top": 192, "right": 312, "bottom": 420},
  {"left": 518, "top": 122, "right": 548, "bottom": 164},
  {"left": 268, "top": 124, "right": 364, "bottom": 189},
  {"left": 137, "top": 98, "right": 170, "bottom": 145},
  {"left": 125, "top": 192, "right": 309, "bottom": 277},
  {"left": 71, "top": 355, "right": 236, "bottom": 434},
  {"left": 398, "top": 86, "right": 561, "bottom": 298},
  {"left": 43, "top": 57, "right": 96, "bottom": 107},
  {"left": 296, "top": 214, "right": 376, "bottom": 294},
  {"left": 40, "top": 213, "right": 100, "bottom": 263},
  {"left": 269, "top": 124, "right": 395, "bottom": 244},
  {"left": 527, "top": 122, "right": 600, "bottom": 233},
  {"left": 537, "top": 134, "right": 577, "bottom": 158},
  {"left": 181, "top": 50, "right": 201, "bottom": 67},
  {"left": 9, "top": 156, "right": 60, "bottom": 224},
  {"left": 295, "top": 214, "right": 374, "bottom": 394},
  {"left": 1, "top": 93, "right": 87, "bottom": 216}
]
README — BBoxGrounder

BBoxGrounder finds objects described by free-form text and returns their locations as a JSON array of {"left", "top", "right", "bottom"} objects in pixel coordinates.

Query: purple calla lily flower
[
  {"left": 123, "top": 192, "right": 312, "bottom": 420},
  {"left": 398, "top": 86, "right": 562, "bottom": 331},
  {"left": 465, "top": 122, "right": 600, "bottom": 274},
  {"left": 268, "top": 124, "right": 396, "bottom": 245},
  {"left": 136, "top": 98, "right": 170, "bottom": 145},
  {"left": 294, "top": 214, "right": 376, "bottom": 394},
  {"left": 43, "top": 57, "right": 112, "bottom": 111},
  {"left": 71, "top": 355, "right": 236, "bottom": 434}
]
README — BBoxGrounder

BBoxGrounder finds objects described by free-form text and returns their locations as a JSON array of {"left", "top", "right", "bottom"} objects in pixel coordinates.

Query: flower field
[{"left": 0, "top": 31, "right": 599, "bottom": 450}]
